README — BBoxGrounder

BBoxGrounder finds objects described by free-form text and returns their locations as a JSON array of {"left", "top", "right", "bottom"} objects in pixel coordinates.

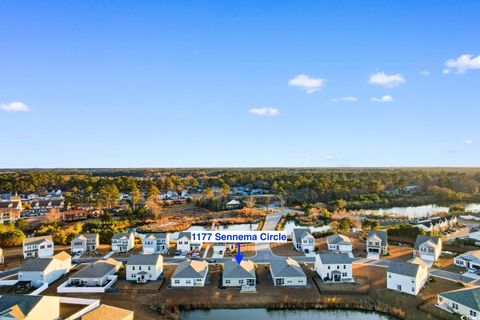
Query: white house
[
  {"left": 171, "top": 259, "right": 209, "bottom": 287},
  {"left": 0, "top": 294, "right": 60, "bottom": 320},
  {"left": 68, "top": 259, "right": 121, "bottom": 287},
  {"left": 269, "top": 258, "right": 306, "bottom": 286},
  {"left": 292, "top": 228, "right": 315, "bottom": 253},
  {"left": 326, "top": 234, "right": 352, "bottom": 253},
  {"left": 142, "top": 233, "right": 170, "bottom": 254},
  {"left": 126, "top": 254, "right": 163, "bottom": 283},
  {"left": 437, "top": 287, "right": 480, "bottom": 319},
  {"left": 315, "top": 252, "right": 354, "bottom": 283},
  {"left": 467, "top": 227, "right": 480, "bottom": 242},
  {"left": 413, "top": 235, "right": 442, "bottom": 263},
  {"left": 18, "top": 251, "right": 72, "bottom": 287},
  {"left": 71, "top": 233, "right": 99, "bottom": 255},
  {"left": 225, "top": 199, "right": 242, "bottom": 210},
  {"left": 366, "top": 230, "right": 388, "bottom": 256},
  {"left": 176, "top": 231, "right": 202, "bottom": 254},
  {"left": 222, "top": 260, "right": 256, "bottom": 288},
  {"left": 23, "top": 235, "right": 54, "bottom": 259},
  {"left": 454, "top": 250, "right": 480, "bottom": 271},
  {"left": 415, "top": 215, "right": 457, "bottom": 233},
  {"left": 387, "top": 257, "right": 428, "bottom": 296},
  {"left": 111, "top": 233, "right": 135, "bottom": 253}
]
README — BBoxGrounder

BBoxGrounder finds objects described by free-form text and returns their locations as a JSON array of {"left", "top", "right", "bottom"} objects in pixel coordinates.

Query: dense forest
[{"left": 1, "top": 168, "right": 480, "bottom": 208}]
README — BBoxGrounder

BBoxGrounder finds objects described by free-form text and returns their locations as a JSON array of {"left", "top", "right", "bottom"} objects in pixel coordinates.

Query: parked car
[{"left": 205, "top": 258, "right": 216, "bottom": 263}]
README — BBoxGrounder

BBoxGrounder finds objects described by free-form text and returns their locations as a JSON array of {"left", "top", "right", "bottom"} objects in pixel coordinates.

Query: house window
[
  {"left": 452, "top": 303, "right": 458, "bottom": 310},
  {"left": 174, "top": 280, "right": 180, "bottom": 284},
  {"left": 139, "top": 266, "right": 142, "bottom": 270},
  {"left": 412, "top": 287, "right": 415, "bottom": 292},
  {"left": 239, "top": 280, "right": 244, "bottom": 284},
  {"left": 388, "top": 275, "right": 391, "bottom": 278},
  {"left": 327, "top": 266, "right": 330, "bottom": 270},
  {"left": 343, "top": 265, "right": 346, "bottom": 269},
  {"left": 337, "top": 265, "right": 339, "bottom": 269},
  {"left": 225, "top": 280, "right": 230, "bottom": 284},
  {"left": 148, "top": 266, "right": 151, "bottom": 270},
  {"left": 470, "top": 310, "right": 477, "bottom": 317},
  {"left": 342, "top": 273, "right": 347, "bottom": 277},
  {"left": 132, "top": 266, "right": 135, "bottom": 270},
  {"left": 186, "top": 280, "right": 191, "bottom": 284}
]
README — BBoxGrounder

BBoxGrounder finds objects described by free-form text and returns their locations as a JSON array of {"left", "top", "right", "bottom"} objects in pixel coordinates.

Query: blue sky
[{"left": 1, "top": 1, "right": 479, "bottom": 168}]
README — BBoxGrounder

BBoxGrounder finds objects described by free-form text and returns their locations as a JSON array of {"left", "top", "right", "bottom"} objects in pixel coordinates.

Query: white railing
[
  {"left": 57, "top": 275, "right": 118, "bottom": 293},
  {"left": 60, "top": 297, "right": 100, "bottom": 320},
  {"left": 29, "top": 283, "right": 48, "bottom": 295}
]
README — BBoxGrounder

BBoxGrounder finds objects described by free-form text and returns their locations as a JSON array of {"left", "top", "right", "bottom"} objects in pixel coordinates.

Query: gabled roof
[
  {"left": 269, "top": 258, "right": 306, "bottom": 278},
  {"left": 20, "top": 252, "right": 69, "bottom": 272},
  {"left": 127, "top": 254, "right": 162, "bottom": 265},
  {"left": 23, "top": 235, "right": 53, "bottom": 245},
  {"left": 81, "top": 304, "right": 133, "bottom": 320},
  {"left": 144, "top": 233, "right": 168, "bottom": 240},
  {"left": 367, "top": 230, "right": 388, "bottom": 246},
  {"left": 456, "top": 250, "right": 480, "bottom": 262},
  {"left": 292, "top": 228, "right": 313, "bottom": 244},
  {"left": 226, "top": 200, "right": 241, "bottom": 205},
  {"left": 177, "top": 231, "right": 191, "bottom": 240},
  {"left": 172, "top": 259, "right": 208, "bottom": 279},
  {"left": 414, "top": 235, "right": 441, "bottom": 250},
  {"left": 326, "top": 234, "right": 351, "bottom": 246},
  {"left": 223, "top": 260, "right": 255, "bottom": 279},
  {"left": 73, "top": 233, "right": 98, "bottom": 241},
  {"left": 73, "top": 260, "right": 117, "bottom": 279},
  {"left": 439, "top": 287, "right": 480, "bottom": 311},
  {"left": 317, "top": 252, "right": 352, "bottom": 264},
  {"left": 388, "top": 258, "right": 427, "bottom": 277},
  {"left": 111, "top": 233, "right": 132, "bottom": 240},
  {"left": 0, "top": 295, "right": 45, "bottom": 318}
]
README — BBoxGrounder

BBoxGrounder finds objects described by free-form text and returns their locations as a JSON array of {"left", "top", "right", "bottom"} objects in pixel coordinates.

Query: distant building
[
  {"left": 111, "top": 233, "right": 135, "bottom": 253},
  {"left": 437, "top": 287, "right": 480, "bottom": 318},
  {"left": 171, "top": 259, "right": 209, "bottom": 287},
  {"left": 387, "top": 258, "right": 428, "bottom": 296},
  {"left": 366, "top": 230, "right": 388, "bottom": 256},
  {"left": 225, "top": 199, "right": 242, "bottom": 210},
  {"left": 30, "top": 199, "right": 64, "bottom": 214},
  {"left": 0, "top": 200, "right": 22, "bottom": 210},
  {"left": 326, "top": 234, "right": 352, "bottom": 253},
  {"left": 126, "top": 254, "right": 163, "bottom": 283},
  {"left": 18, "top": 251, "right": 71, "bottom": 287},
  {"left": 23, "top": 235, "right": 54, "bottom": 259},
  {"left": 81, "top": 304, "right": 134, "bottom": 320},
  {"left": 0, "top": 294, "right": 60, "bottom": 320},
  {"left": 414, "top": 215, "right": 457, "bottom": 233},
  {"left": 454, "top": 250, "right": 480, "bottom": 271},
  {"left": 413, "top": 235, "right": 442, "bottom": 263},
  {"left": 71, "top": 234, "right": 99, "bottom": 255},
  {"left": 292, "top": 228, "right": 315, "bottom": 253},
  {"left": 0, "top": 208, "right": 21, "bottom": 224},
  {"left": 142, "top": 233, "right": 170, "bottom": 254},
  {"left": 62, "top": 210, "right": 89, "bottom": 222},
  {"left": 222, "top": 260, "right": 256, "bottom": 288},
  {"left": 269, "top": 258, "right": 306, "bottom": 286},
  {"left": 315, "top": 252, "right": 353, "bottom": 283}
]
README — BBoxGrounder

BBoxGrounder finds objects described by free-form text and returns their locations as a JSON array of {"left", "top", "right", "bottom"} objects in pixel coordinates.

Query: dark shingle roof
[
  {"left": 172, "top": 259, "right": 208, "bottom": 279},
  {"left": 127, "top": 254, "right": 162, "bottom": 265},
  {"left": 269, "top": 258, "right": 306, "bottom": 278},
  {"left": 223, "top": 260, "right": 255, "bottom": 279},
  {"left": 388, "top": 259, "right": 426, "bottom": 277},
  {"left": 367, "top": 230, "right": 388, "bottom": 246},
  {"left": 439, "top": 287, "right": 480, "bottom": 311},
  {"left": 177, "top": 231, "right": 191, "bottom": 240},
  {"left": 414, "top": 235, "right": 441, "bottom": 250},
  {"left": 326, "top": 234, "right": 351, "bottom": 246},
  {"left": 292, "top": 228, "right": 312, "bottom": 244},
  {"left": 0, "top": 294, "right": 44, "bottom": 316},
  {"left": 317, "top": 252, "right": 352, "bottom": 264},
  {"left": 73, "top": 261, "right": 116, "bottom": 278}
]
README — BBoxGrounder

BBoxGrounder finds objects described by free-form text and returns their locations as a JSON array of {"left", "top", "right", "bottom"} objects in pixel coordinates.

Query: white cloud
[
  {"left": 370, "top": 95, "right": 393, "bottom": 103},
  {"left": 288, "top": 74, "right": 325, "bottom": 94},
  {"left": 0, "top": 101, "right": 30, "bottom": 112},
  {"left": 419, "top": 70, "right": 431, "bottom": 76},
  {"left": 444, "top": 54, "right": 480, "bottom": 74},
  {"left": 324, "top": 155, "right": 334, "bottom": 161},
  {"left": 331, "top": 96, "right": 358, "bottom": 103},
  {"left": 442, "top": 68, "right": 451, "bottom": 75},
  {"left": 368, "top": 72, "right": 405, "bottom": 88},
  {"left": 464, "top": 139, "right": 474, "bottom": 145},
  {"left": 248, "top": 107, "right": 279, "bottom": 117}
]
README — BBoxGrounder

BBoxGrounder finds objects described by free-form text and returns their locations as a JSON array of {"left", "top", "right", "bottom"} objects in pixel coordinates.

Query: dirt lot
[
  {"left": 223, "top": 243, "right": 256, "bottom": 258},
  {"left": 270, "top": 242, "right": 305, "bottom": 257}
]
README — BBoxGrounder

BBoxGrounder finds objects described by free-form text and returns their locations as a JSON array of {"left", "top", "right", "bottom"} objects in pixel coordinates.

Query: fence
[
  {"left": 60, "top": 297, "right": 100, "bottom": 320},
  {"left": 311, "top": 276, "right": 369, "bottom": 296},
  {"left": 57, "top": 275, "right": 118, "bottom": 293},
  {"left": 29, "top": 283, "right": 48, "bottom": 295}
]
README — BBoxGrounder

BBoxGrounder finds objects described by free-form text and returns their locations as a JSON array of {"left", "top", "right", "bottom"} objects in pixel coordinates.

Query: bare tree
[{"left": 244, "top": 196, "right": 256, "bottom": 209}]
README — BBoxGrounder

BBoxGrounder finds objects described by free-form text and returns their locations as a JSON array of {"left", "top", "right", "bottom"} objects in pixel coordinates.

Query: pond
[
  {"left": 355, "top": 203, "right": 480, "bottom": 218},
  {"left": 180, "top": 309, "right": 396, "bottom": 320},
  {"left": 282, "top": 220, "right": 331, "bottom": 235},
  {"left": 169, "top": 223, "right": 259, "bottom": 240}
]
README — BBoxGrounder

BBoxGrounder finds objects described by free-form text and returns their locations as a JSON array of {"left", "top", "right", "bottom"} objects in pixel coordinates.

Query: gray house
[
  {"left": 171, "top": 259, "right": 209, "bottom": 287},
  {"left": 269, "top": 258, "right": 306, "bottom": 286},
  {"left": 69, "top": 259, "right": 120, "bottom": 287},
  {"left": 222, "top": 260, "right": 256, "bottom": 288}
]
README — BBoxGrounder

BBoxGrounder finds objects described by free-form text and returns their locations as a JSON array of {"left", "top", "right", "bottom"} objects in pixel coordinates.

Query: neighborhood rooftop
[
  {"left": 269, "top": 258, "right": 305, "bottom": 278},
  {"left": 0, "top": 294, "right": 44, "bottom": 317},
  {"left": 292, "top": 228, "right": 312, "bottom": 243},
  {"left": 438, "top": 287, "right": 480, "bottom": 311},
  {"left": 367, "top": 230, "right": 388, "bottom": 246},
  {"left": 223, "top": 260, "right": 255, "bottom": 278},
  {"left": 317, "top": 252, "right": 352, "bottom": 264},
  {"left": 388, "top": 258, "right": 427, "bottom": 277},
  {"left": 73, "top": 260, "right": 117, "bottom": 278},
  {"left": 414, "top": 235, "right": 441, "bottom": 250},
  {"left": 127, "top": 254, "right": 162, "bottom": 265},
  {"left": 172, "top": 260, "right": 208, "bottom": 279},
  {"left": 23, "top": 235, "right": 53, "bottom": 245},
  {"left": 326, "top": 234, "right": 351, "bottom": 245}
]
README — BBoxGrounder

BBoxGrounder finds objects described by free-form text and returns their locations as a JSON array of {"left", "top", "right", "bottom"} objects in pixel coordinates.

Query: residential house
[
  {"left": 81, "top": 304, "right": 134, "bottom": 320},
  {"left": 0, "top": 247, "right": 4, "bottom": 264},
  {"left": 111, "top": 233, "right": 135, "bottom": 253},
  {"left": 62, "top": 210, "right": 88, "bottom": 222},
  {"left": 126, "top": 254, "right": 163, "bottom": 283},
  {"left": 413, "top": 235, "right": 442, "bottom": 263},
  {"left": 467, "top": 227, "right": 480, "bottom": 242},
  {"left": 387, "top": 257, "right": 428, "bottom": 295},
  {"left": 0, "top": 208, "right": 21, "bottom": 224},
  {"left": 0, "top": 294, "right": 60, "bottom": 320},
  {"left": 68, "top": 259, "right": 121, "bottom": 287},
  {"left": 437, "top": 287, "right": 480, "bottom": 319},
  {"left": 23, "top": 235, "right": 54, "bottom": 259},
  {"left": 212, "top": 242, "right": 235, "bottom": 256},
  {"left": 71, "top": 234, "right": 99, "bottom": 255},
  {"left": 366, "top": 230, "right": 388, "bottom": 256},
  {"left": 171, "top": 259, "right": 209, "bottom": 287},
  {"left": 0, "top": 200, "right": 22, "bottom": 210},
  {"left": 142, "top": 233, "right": 170, "bottom": 254},
  {"left": 176, "top": 232, "right": 202, "bottom": 253},
  {"left": 222, "top": 260, "right": 256, "bottom": 288},
  {"left": 326, "top": 234, "right": 352, "bottom": 253},
  {"left": 30, "top": 199, "right": 64, "bottom": 214},
  {"left": 292, "top": 228, "right": 315, "bottom": 253},
  {"left": 18, "top": 251, "right": 71, "bottom": 287},
  {"left": 415, "top": 215, "right": 457, "bottom": 233},
  {"left": 225, "top": 199, "right": 242, "bottom": 210},
  {"left": 454, "top": 250, "right": 480, "bottom": 271},
  {"left": 269, "top": 258, "right": 307, "bottom": 286},
  {"left": 315, "top": 252, "right": 354, "bottom": 283}
]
